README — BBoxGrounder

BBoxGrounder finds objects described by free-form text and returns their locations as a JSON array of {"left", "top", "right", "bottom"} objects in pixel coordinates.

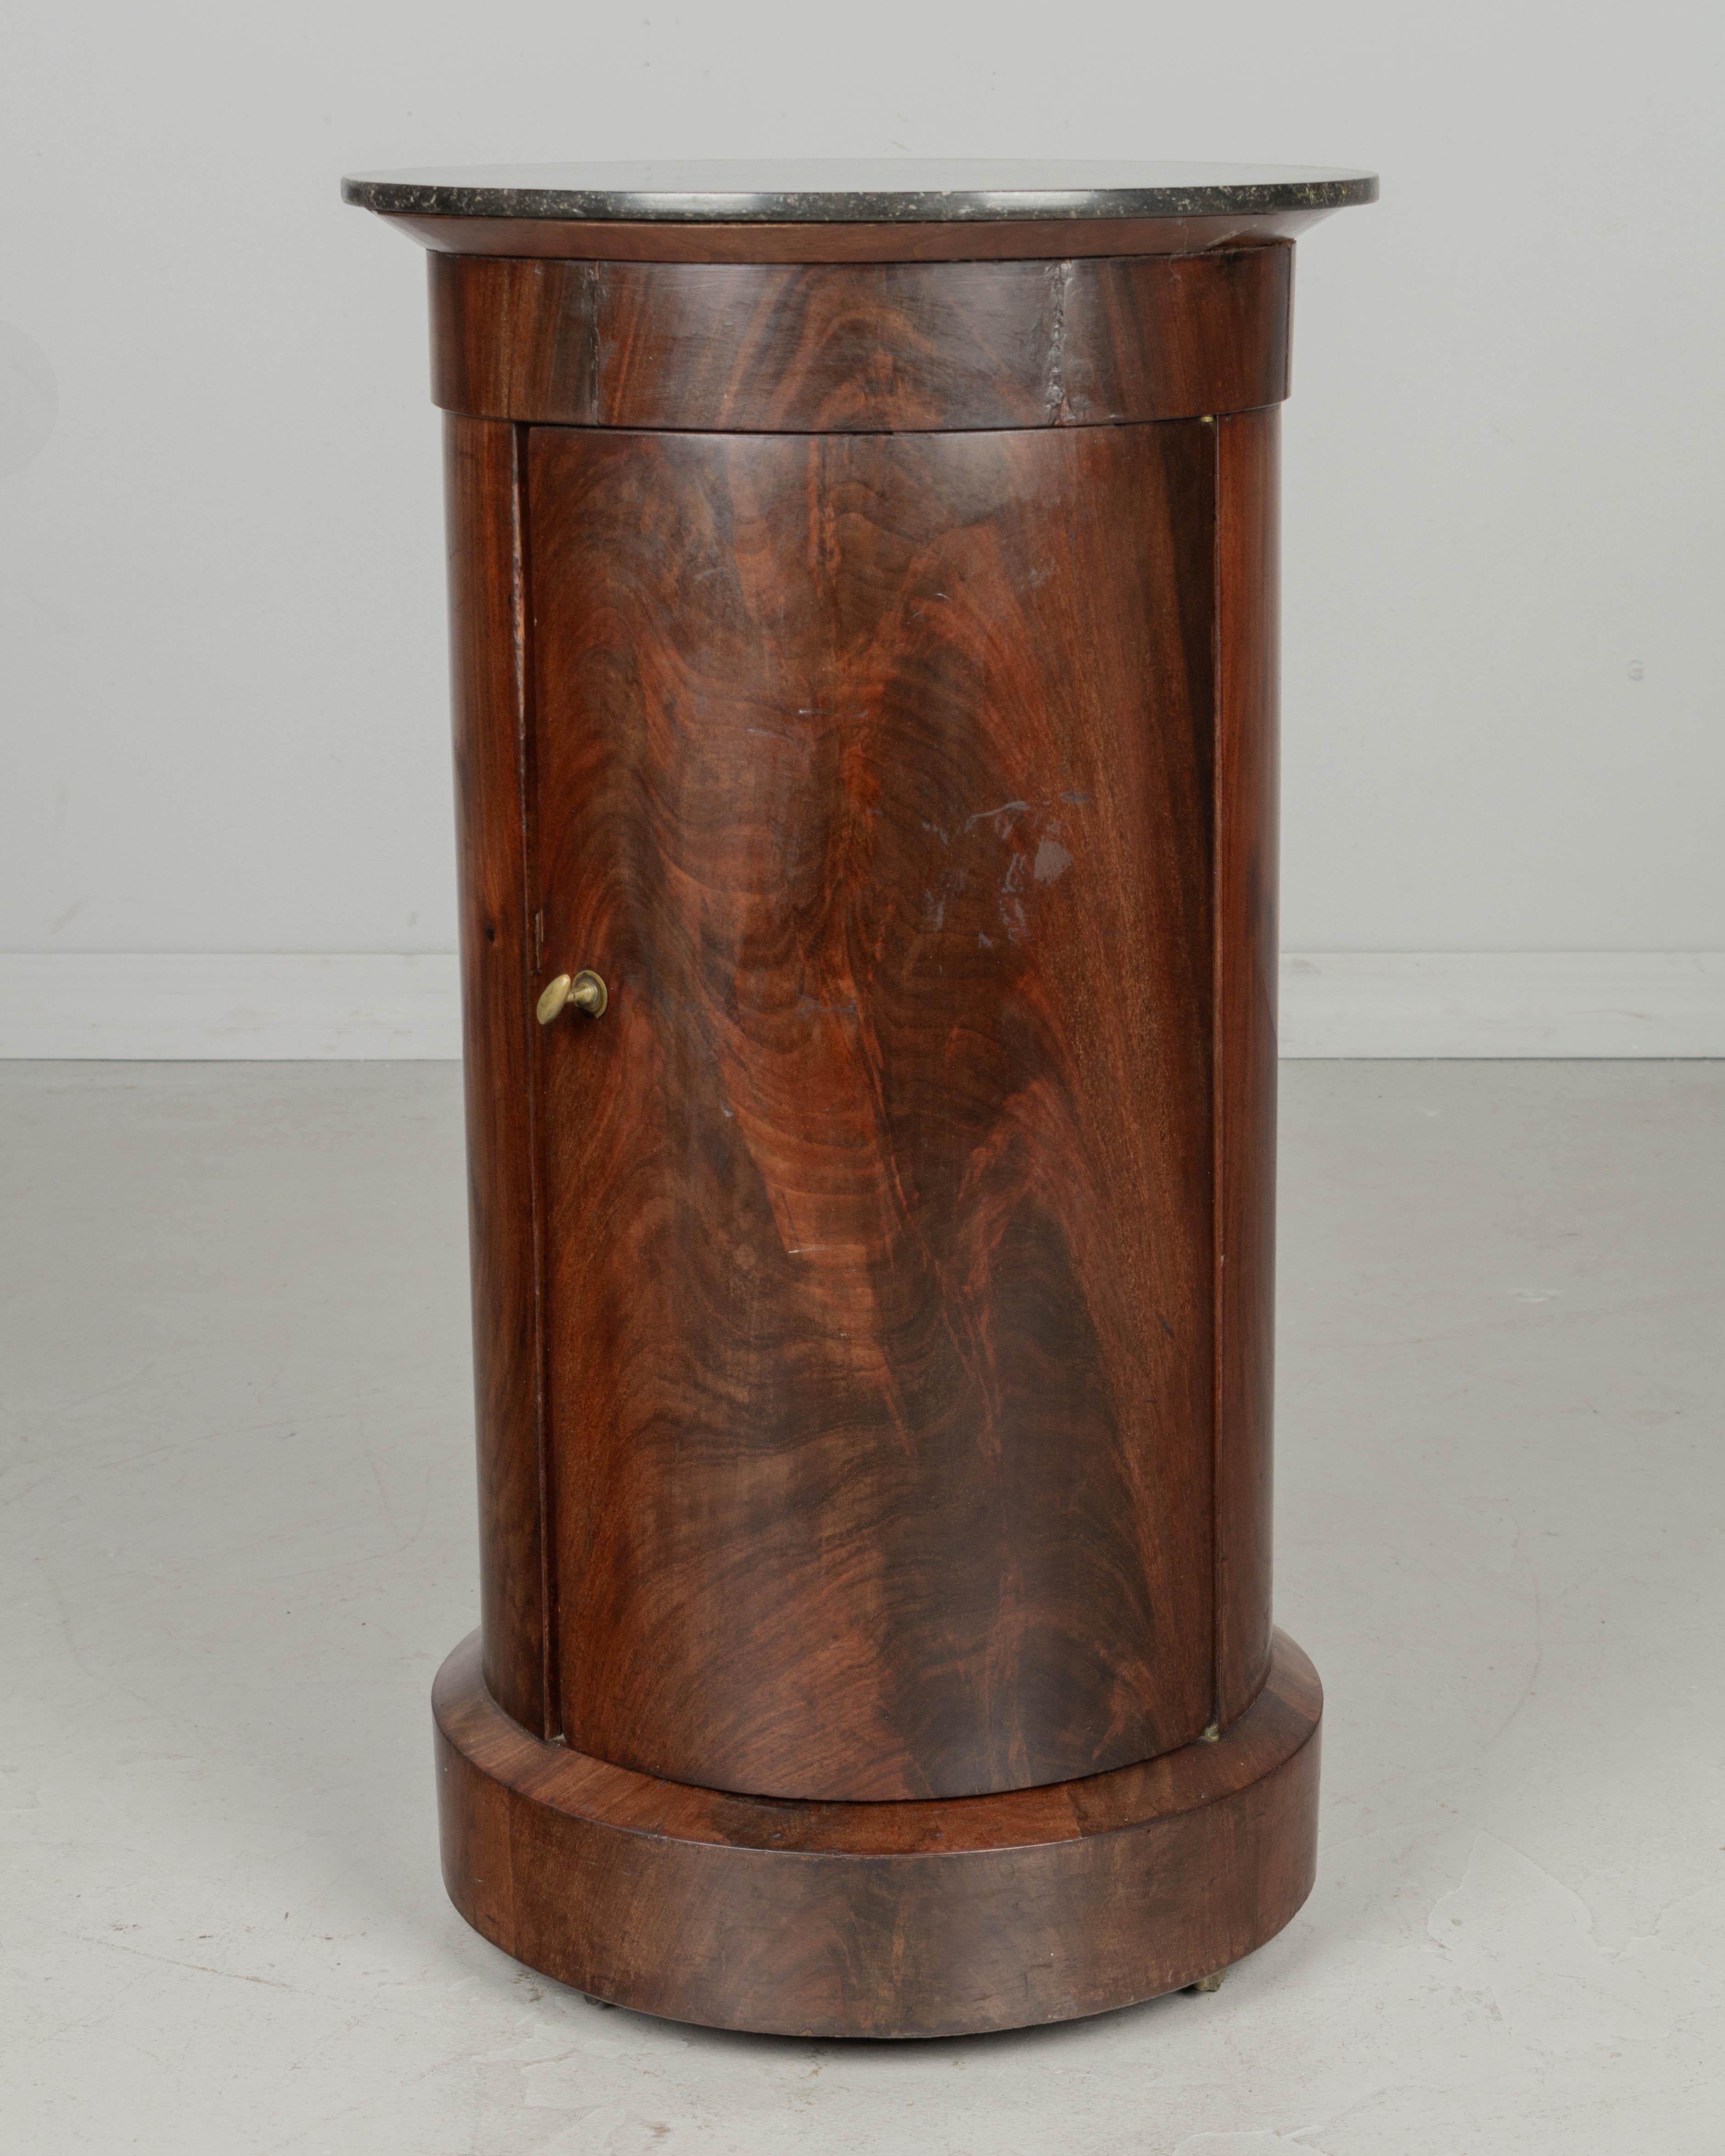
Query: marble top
[{"left": 341, "top": 159, "right": 1377, "bottom": 225}]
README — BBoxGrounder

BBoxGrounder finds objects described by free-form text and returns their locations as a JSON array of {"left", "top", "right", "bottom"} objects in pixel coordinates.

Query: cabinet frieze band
[{"left": 428, "top": 246, "right": 1293, "bottom": 434}]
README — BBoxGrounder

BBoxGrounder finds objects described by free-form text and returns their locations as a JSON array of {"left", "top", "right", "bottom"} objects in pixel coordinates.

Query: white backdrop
[{"left": 2, "top": 1, "right": 1720, "bottom": 1052}]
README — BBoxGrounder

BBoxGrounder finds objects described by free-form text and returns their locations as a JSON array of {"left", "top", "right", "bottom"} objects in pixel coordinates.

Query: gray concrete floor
[{"left": 2, "top": 1061, "right": 1720, "bottom": 2154}]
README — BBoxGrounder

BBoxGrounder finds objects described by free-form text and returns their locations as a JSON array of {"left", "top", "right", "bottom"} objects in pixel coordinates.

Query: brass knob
[{"left": 536, "top": 969, "right": 608, "bottom": 1024}]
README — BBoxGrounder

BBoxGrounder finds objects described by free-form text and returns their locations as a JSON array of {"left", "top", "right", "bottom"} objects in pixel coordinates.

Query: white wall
[{"left": 2, "top": 1, "right": 1721, "bottom": 1050}]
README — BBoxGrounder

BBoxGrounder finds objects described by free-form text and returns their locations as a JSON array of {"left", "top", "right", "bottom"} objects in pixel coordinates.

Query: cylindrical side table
[{"left": 344, "top": 159, "right": 1376, "bottom": 2039}]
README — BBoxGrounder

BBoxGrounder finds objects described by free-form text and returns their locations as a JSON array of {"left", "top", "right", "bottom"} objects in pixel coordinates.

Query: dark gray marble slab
[{"left": 341, "top": 159, "right": 1377, "bottom": 225}]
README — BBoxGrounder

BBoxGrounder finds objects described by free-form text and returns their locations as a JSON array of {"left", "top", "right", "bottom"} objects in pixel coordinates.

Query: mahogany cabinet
[{"left": 344, "top": 160, "right": 1375, "bottom": 2038}]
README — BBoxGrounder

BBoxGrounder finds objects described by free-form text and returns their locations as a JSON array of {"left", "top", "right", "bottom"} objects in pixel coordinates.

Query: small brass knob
[{"left": 536, "top": 968, "right": 608, "bottom": 1024}]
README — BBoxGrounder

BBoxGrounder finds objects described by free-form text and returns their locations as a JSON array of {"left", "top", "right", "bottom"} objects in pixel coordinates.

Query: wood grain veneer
[
  {"left": 1213, "top": 406, "right": 1282, "bottom": 1725},
  {"left": 435, "top": 1627, "right": 1321, "bottom": 2038},
  {"left": 428, "top": 247, "right": 1292, "bottom": 432},
  {"left": 528, "top": 418, "right": 1217, "bottom": 1800},
  {"left": 443, "top": 415, "right": 547, "bottom": 1735}
]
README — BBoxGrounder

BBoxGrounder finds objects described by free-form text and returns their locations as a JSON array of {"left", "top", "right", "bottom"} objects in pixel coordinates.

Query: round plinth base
[{"left": 433, "top": 1631, "right": 1321, "bottom": 2039}]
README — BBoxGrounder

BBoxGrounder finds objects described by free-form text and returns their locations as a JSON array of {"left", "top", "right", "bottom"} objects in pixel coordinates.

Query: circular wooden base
[{"left": 434, "top": 1631, "right": 1321, "bottom": 2039}]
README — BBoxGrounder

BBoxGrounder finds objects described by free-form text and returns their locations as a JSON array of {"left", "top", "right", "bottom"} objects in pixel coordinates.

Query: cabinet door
[{"left": 528, "top": 421, "right": 1215, "bottom": 1801}]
